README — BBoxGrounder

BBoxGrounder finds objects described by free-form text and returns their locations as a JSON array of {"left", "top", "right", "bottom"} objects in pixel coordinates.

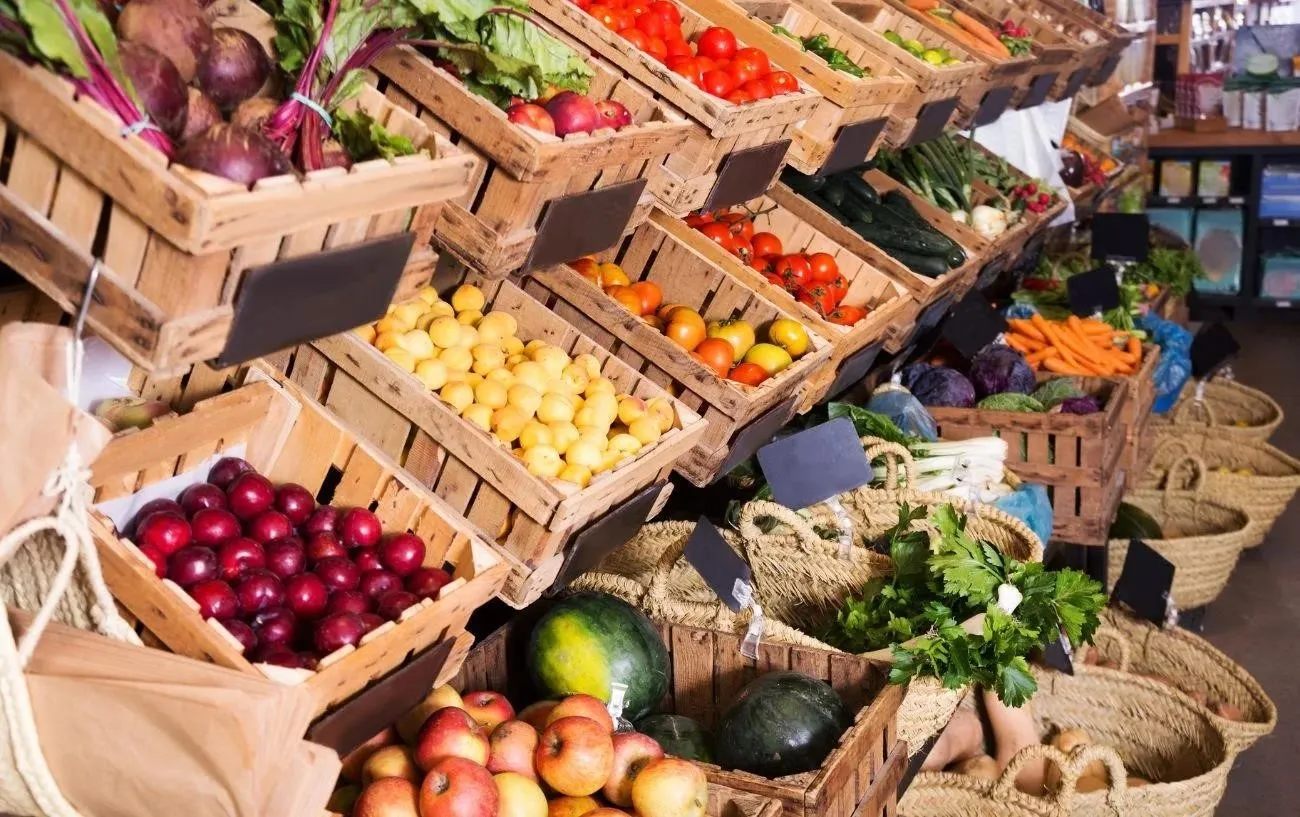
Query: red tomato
[
  {"left": 698, "top": 222, "right": 735, "bottom": 250},
  {"left": 750, "top": 232, "right": 783, "bottom": 258},
  {"left": 741, "top": 78, "right": 773, "bottom": 100},
  {"left": 767, "top": 70, "right": 798, "bottom": 94},
  {"left": 650, "top": 0, "right": 681, "bottom": 25},
  {"left": 626, "top": 0, "right": 649, "bottom": 16},
  {"left": 645, "top": 36, "right": 668, "bottom": 62},
  {"left": 728, "top": 362, "right": 769, "bottom": 386},
  {"left": 665, "top": 36, "right": 692, "bottom": 58},
  {"left": 635, "top": 11, "right": 666, "bottom": 38},
  {"left": 694, "top": 56, "right": 715, "bottom": 72},
  {"left": 797, "top": 285, "right": 836, "bottom": 317},
  {"left": 621, "top": 28, "right": 650, "bottom": 50},
  {"left": 685, "top": 211, "right": 714, "bottom": 228},
  {"left": 589, "top": 4, "right": 620, "bottom": 29},
  {"left": 749, "top": 255, "right": 774, "bottom": 274},
  {"left": 724, "top": 88, "right": 754, "bottom": 105},
  {"left": 772, "top": 254, "right": 812, "bottom": 293},
  {"left": 701, "top": 69, "right": 737, "bottom": 98},
  {"left": 733, "top": 47, "right": 771, "bottom": 77},
  {"left": 572, "top": 0, "right": 592, "bottom": 10},
  {"left": 807, "top": 251, "right": 838, "bottom": 284},
  {"left": 695, "top": 26, "right": 738, "bottom": 60},
  {"left": 729, "top": 51, "right": 766, "bottom": 85},
  {"left": 762, "top": 271, "right": 786, "bottom": 289},
  {"left": 718, "top": 211, "right": 754, "bottom": 242},
  {"left": 825, "top": 273, "right": 848, "bottom": 303},
  {"left": 827, "top": 305, "right": 868, "bottom": 325},
  {"left": 666, "top": 55, "right": 703, "bottom": 85},
  {"left": 615, "top": 9, "right": 636, "bottom": 29}
]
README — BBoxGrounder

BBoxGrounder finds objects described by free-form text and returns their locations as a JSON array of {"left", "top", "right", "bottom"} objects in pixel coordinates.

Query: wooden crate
[
  {"left": 0, "top": 280, "right": 64, "bottom": 328},
  {"left": 932, "top": 377, "right": 1131, "bottom": 546},
  {"left": 452, "top": 616, "right": 908, "bottom": 817},
  {"left": 1119, "top": 345, "right": 1160, "bottom": 478},
  {"left": 374, "top": 38, "right": 694, "bottom": 277},
  {"left": 88, "top": 371, "right": 508, "bottom": 718},
  {"left": 653, "top": 208, "right": 914, "bottom": 409},
  {"left": 528, "top": 0, "right": 823, "bottom": 216},
  {"left": 1031, "top": 0, "right": 1137, "bottom": 67},
  {"left": 275, "top": 266, "right": 706, "bottom": 608},
  {"left": 0, "top": 1, "right": 477, "bottom": 376},
  {"left": 680, "top": 0, "right": 914, "bottom": 175},
  {"left": 523, "top": 221, "right": 834, "bottom": 486},
  {"left": 943, "top": 0, "right": 1084, "bottom": 105}
]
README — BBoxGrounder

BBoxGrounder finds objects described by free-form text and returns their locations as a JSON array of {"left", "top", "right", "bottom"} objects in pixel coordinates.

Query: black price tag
[
  {"left": 756, "top": 418, "right": 874, "bottom": 510},
  {"left": 1090, "top": 54, "right": 1122, "bottom": 86},
  {"left": 826, "top": 340, "right": 885, "bottom": 399},
  {"left": 1038, "top": 631, "right": 1075, "bottom": 675},
  {"left": 820, "top": 117, "right": 889, "bottom": 176},
  {"left": 703, "top": 140, "right": 792, "bottom": 212},
  {"left": 915, "top": 293, "right": 956, "bottom": 335},
  {"left": 525, "top": 179, "right": 647, "bottom": 271},
  {"left": 683, "top": 516, "right": 752, "bottom": 611},
  {"left": 906, "top": 98, "right": 959, "bottom": 147},
  {"left": 940, "top": 292, "right": 1008, "bottom": 360},
  {"left": 1018, "top": 72, "right": 1059, "bottom": 110},
  {"left": 1190, "top": 321, "right": 1240, "bottom": 378},
  {"left": 717, "top": 395, "right": 800, "bottom": 477},
  {"left": 977, "top": 254, "right": 1009, "bottom": 290},
  {"left": 548, "top": 481, "right": 666, "bottom": 594},
  {"left": 1067, "top": 266, "right": 1122, "bottom": 316},
  {"left": 972, "top": 86, "right": 1015, "bottom": 128},
  {"left": 1090, "top": 213, "right": 1150, "bottom": 263},
  {"left": 1060, "top": 67, "right": 1090, "bottom": 99},
  {"left": 1110, "top": 538, "right": 1176, "bottom": 626}
]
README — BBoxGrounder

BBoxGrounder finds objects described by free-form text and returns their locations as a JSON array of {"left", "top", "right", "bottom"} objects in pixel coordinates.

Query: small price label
[
  {"left": 1273, "top": 219, "right": 1290, "bottom": 227},
  {"left": 1165, "top": 197, "right": 1182, "bottom": 205},
  {"left": 1110, "top": 538, "right": 1176, "bottom": 626},
  {"left": 1190, "top": 321, "right": 1240, "bottom": 378},
  {"left": 1067, "top": 266, "right": 1122, "bottom": 316},
  {"left": 1038, "top": 631, "right": 1075, "bottom": 675},
  {"left": 757, "top": 418, "right": 874, "bottom": 511},
  {"left": 940, "top": 292, "right": 1008, "bottom": 361},
  {"left": 683, "top": 517, "right": 752, "bottom": 612},
  {"left": 1229, "top": 197, "right": 1245, "bottom": 205},
  {"left": 1090, "top": 213, "right": 1150, "bottom": 263},
  {"left": 1280, "top": 301, "right": 1292, "bottom": 309}
]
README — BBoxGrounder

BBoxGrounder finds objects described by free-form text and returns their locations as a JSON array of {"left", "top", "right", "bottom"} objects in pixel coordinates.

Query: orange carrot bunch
[{"left": 1004, "top": 314, "right": 1143, "bottom": 376}]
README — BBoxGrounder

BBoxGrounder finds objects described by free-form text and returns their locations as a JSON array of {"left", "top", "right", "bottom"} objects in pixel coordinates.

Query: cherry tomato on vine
[
  {"left": 749, "top": 255, "right": 774, "bottom": 274},
  {"left": 772, "top": 254, "right": 812, "bottom": 293},
  {"left": 698, "top": 222, "right": 735, "bottom": 250},
  {"left": 807, "top": 252, "right": 839, "bottom": 284},
  {"left": 717, "top": 211, "right": 754, "bottom": 242},
  {"left": 696, "top": 26, "right": 738, "bottom": 60},
  {"left": 730, "top": 238, "right": 754, "bottom": 263},
  {"left": 767, "top": 70, "right": 798, "bottom": 95},
  {"left": 685, "top": 211, "right": 714, "bottom": 228},
  {"left": 751, "top": 232, "right": 782, "bottom": 258},
  {"left": 797, "top": 285, "right": 836, "bottom": 317},
  {"left": 762, "top": 271, "right": 786, "bottom": 289},
  {"left": 701, "top": 69, "right": 737, "bottom": 98}
]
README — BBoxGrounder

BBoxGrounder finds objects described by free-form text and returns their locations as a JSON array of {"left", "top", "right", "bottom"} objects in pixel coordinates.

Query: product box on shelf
[
  {"left": 374, "top": 34, "right": 695, "bottom": 278},
  {"left": 522, "top": 219, "right": 834, "bottom": 486},
  {"left": 452, "top": 614, "right": 907, "bottom": 817},
  {"left": 275, "top": 264, "right": 707, "bottom": 608},
  {"left": 0, "top": 0, "right": 478, "bottom": 376},
  {"left": 88, "top": 371, "right": 508, "bottom": 727}
]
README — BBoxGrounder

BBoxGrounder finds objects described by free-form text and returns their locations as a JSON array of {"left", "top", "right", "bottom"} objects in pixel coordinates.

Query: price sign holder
[
  {"left": 1066, "top": 266, "right": 1122, "bottom": 316},
  {"left": 826, "top": 340, "right": 886, "bottom": 399},
  {"left": 1090, "top": 213, "right": 1150, "bottom": 263},
  {"left": 717, "top": 395, "right": 801, "bottom": 477},
  {"left": 940, "top": 291, "right": 1008, "bottom": 361},
  {"left": 820, "top": 117, "right": 890, "bottom": 176},
  {"left": 1018, "top": 73, "right": 1059, "bottom": 110},
  {"left": 1090, "top": 54, "right": 1123, "bottom": 86},
  {"left": 683, "top": 517, "right": 753, "bottom": 612},
  {"left": 1190, "top": 321, "right": 1240, "bottom": 379},
  {"left": 525, "top": 179, "right": 647, "bottom": 270},
  {"left": 703, "top": 141, "right": 792, "bottom": 212},
  {"left": 1060, "top": 67, "right": 1091, "bottom": 100},
  {"left": 906, "top": 98, "right": 959, "bottom": 147},
  {"left": 548, "top": 481, "right": 668, "bottom": 594},
  {"left": 1037, "top": 631, "right": 1075, "bottom": 675},
  {"left": 757, "top": 418, "right": 874, "bottom": 511},
  {"left": 1110, "top": 538, "right": 1176, "bottom": 626},
  {"left": 972, "top": 86, "right": 1016, "bottom": 128}
]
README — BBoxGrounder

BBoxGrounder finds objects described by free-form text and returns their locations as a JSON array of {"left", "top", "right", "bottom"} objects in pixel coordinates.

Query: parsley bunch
[{"left": 825, "top": 503, "right": 1105, "bottom": 707}]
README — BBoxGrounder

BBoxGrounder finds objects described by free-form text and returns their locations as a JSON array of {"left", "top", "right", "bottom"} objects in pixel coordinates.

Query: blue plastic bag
[
  {"left": 1138, "top": 312, "right": 1193, "bottom": 413},
  {"left": 866, "top": 383, "right": 938, "bottom": 442},
  {"left": 993, "top": 482, "right": 1054, "bottom": 546},
  {"left": 1004, "top": 303, "right": 1039, "bottom": 320}
]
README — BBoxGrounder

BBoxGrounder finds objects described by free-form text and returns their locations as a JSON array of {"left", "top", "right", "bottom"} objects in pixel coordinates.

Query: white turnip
[
  {"left": 198, "top": 27, "right": 271, "bottom": 109},
  {"left": 120, "top": 42, "right": 189, "bottom": 138},
  {"left": 178, "top": 123, "right": 291, "bottom": 186},
  {"left": 116, "top": 0, "right": 212, "bottom": 82}
]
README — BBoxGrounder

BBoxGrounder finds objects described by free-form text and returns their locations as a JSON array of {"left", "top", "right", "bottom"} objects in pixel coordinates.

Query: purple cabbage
[
  {"left": 1058, "top": 395, "right": 1102, "bottom": 415},
  {"left": 968, "top": 346, "right": 1036, "bottom": 399},
  {"left": 899, "top": 362, "right": 933, "bottom": 391},
  {"left": 911, "top": 368, "right": 976, "bottom": 408}
]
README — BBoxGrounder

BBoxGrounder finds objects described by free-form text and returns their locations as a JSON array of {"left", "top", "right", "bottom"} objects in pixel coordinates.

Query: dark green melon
[
  {"left": 527, "top": 592, "right": 669, "bottom": 722},
  {"left": 636, "top": 714, "right": 713, "bottom": 763},
  {"left": 1109, "top": 502, "right": 1164, "bottom": 541},
  {"left": 714, "top": 671, "right": 850, "bottom": 778}
]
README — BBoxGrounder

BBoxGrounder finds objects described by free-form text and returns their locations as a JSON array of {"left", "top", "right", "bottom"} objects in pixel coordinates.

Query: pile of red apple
[
  {"left": 333, "top": 686, "right": 709, "bottom": 817},
  {"left": 506, "top": 91, "right": 634, "bottom": 139},
  {"left": 127, "top": 456, "right": 454, "bottom": 669}
]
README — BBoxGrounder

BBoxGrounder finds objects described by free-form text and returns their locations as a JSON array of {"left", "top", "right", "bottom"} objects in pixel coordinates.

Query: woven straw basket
[
  {"left": 899, "top": 668, "right": 1233, "bottom": 817},
  {"left": 1153, "top": 379, "right": 1282, "bottom": 442},
  {"left": 1140, "top": 433, "right": 1300, "bottom": 547},
  {"left": 1108, "top": 455, "right": 1255, "bottom": 609},
  {"left": 1090, "top": 609, "right": 1275, "bottom": 755}
]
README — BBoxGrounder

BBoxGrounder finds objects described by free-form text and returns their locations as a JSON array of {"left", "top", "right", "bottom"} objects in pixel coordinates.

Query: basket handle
[
  {"left": 736, "top": 500, "right": 826, "bottom": 552},
  {"left": 1162, "top": 454, "right": 1209, "bottom": 496},
  {"left": 861, "top": 438, "right": 918, "bottom": 490},
  {"left": 1170, "top": 383, "right": 1218, "bottom": 428},
  {"left": 1089, "top": 623, "right": 1134, "bottom": 672},
  {"left": 992, "top": 743, "right": 1128, "bottom": 813}
]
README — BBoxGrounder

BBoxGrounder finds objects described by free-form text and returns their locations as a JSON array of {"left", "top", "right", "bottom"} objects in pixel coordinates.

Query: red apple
[
  {"left": 222, "top": 619, "right": 257, "bottom": 653},
  {"left": 129, "top": 498, "right": 183, "bottom": 534},
  {"left": 397, "top": 685, "right": 464, "bottom": 745},
  {"left": 207, "top": 456, "right": 253, "bottom": 489},
  {"left": 314, "top": 612, "right": 366, "bottom": 655},
  {"left": 604, "top": 732, "right": 663, "bottom": 806},
  {"left": 315, "top": 556, "right": 361, "bottom": 593},
  {"left": 594, "top": 99, "right": 632, "bottom": 129},
  {"left": 358, "top": 612, "right": 385, "bottom": 634},
  {"left": 361, "top": 744, "right": 421, "bottom": 785},
  {"left": 360, "top": 569, "right": 404, "bottom": 600},
  {"left": 340, "top": 726, "right": 396, "bottom": 783},
  {"left": 339, "top": 507, "right": 382, "bottom": 548},
  {"left": 256, "top": 648, "right": 317, "bottom": 670},
  {"left": 244, "top": 509, "right": 293, "bottom": 544},
  {"left": 216, "top": 537, "right": 265, "bottom": 581},
  {"left": 377, "top": 590, "right": 420, "bottom": 621},
  {"left": 306, "top": 531, "right": 348, "bottom": 562},
  {"left": 226, "top": 472, "right": 275, "bottom": 519},
  {"left": 546, "top": 694, "right": 614, "bottom": 733},
  {"left": 135, "top": 511, "right": 192, "bottom": 557},
  {"left": 495, "top": 771, "right": 548, "bottom": 817},
  {"left": 139, "top": 543, "right": 167, "bottom": 578},
  {"left": 235, "top": 569, "right": 283, "bottom": 616},
  {"left": 190, "top": 508, "right": 240, "bottom": 548},
  {"left": 419, "top": 756, "right": 497, "bottom": 817},
  {"left": 189, "top": 579, "right": 239, "bottom": 620},
  {"left": 414, "top": 706, "right": 489, "bottom": 770},
  {"left": 535, "top": 716, "right": 614, "bottom": 797},
  {"left": 178, "top": 482, "right": 227, "bottom": 515},
  {"left": 251, "top": 607, "right": 297, "bottom": 645},
  {"left": 378, "top": 533, "right": 426, "bottom": 577},
  {"left": 166, "top": 545, "right": 218, "bottom": 587},
  {"left": 545, "top": 92, "right": 599, "bottom": 137},
  {"left": 354, "top": 547, "right": 383, "bottom": 572},
  {"left": 407, "top": 566, "right": 453, "bottom": 600},
  {"left": 264, "top": 536, "right": 306, "bottom": 578},
  {"left": 283, "top": 572, "right": 330, "bottom": 620},
  {"left": 630, "top": 757, "right": 707, "bottom": 817},
  {"left": 463, "top": 690, "right": 515, "bottom": 733},
  {"left": 273, "top": 482, "right": 315, "bottom": 525},
  {"left": 486, "top": 720, "right": 538, "bottom": 779},
  {"left": 303, "top": 504, "right": 339, "bottom": 537},
  {"left": 354, "top": 776, "right": 420, "bottom": 817},
  {"left": 507, "top": 102, "right": 556, "bottom": 136},
  {"left": 518, "top": 700, "right": 558, "bottom": 732},
  {"left": 327, "top": 589, "right": 373, "bottom": 616}
]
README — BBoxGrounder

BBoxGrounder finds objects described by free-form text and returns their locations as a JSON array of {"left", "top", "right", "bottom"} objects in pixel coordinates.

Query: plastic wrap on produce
[
  {"left": 993, "top": 481, "right": 1054, "bottom": 546},
  {"left": 1139, "top": 312, "right": 1194, "bottom": 413},
  {"left": 866, "top": 383, "right": 938, "bottom": 441},
  {"left": 972, "top": 100, "right": 1075, "bottom": 227}
]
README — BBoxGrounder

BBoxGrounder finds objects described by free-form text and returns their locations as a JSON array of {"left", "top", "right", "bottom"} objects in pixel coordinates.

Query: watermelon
[
  {"left": 714, "top": 671, "right": 850, "bottom": 778},
  {"left": 1109, "top": 502, "right": 1163, "bottom": 541},
  {"left": 636, "top": 714, "right": 713, "bottom": 763},
  {"left": 527, "top": 593, "right": 669, "bottom": 722}
]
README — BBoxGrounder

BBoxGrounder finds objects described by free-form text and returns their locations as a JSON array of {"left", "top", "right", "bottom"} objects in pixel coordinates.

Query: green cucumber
[
  {"left": 838, "top": 197, "right": 875, "bottom": 224},
  {"left": 850, "top": 220, "right": 952, "bottom": 258},
  {"left": 842, "top": 174, "right": 880, "bottom": 205},
  {"left": 886, "top": 249, "right": 950, "bottom": 278},
  {"left": 822, "top": 177, "right": 848, "bottom": 207},
  {"left": 783, "top": 168, "right": 826, "bottom": 194},
  {"left": 803, "top": 192, "right": 849, "bottom": 224}
]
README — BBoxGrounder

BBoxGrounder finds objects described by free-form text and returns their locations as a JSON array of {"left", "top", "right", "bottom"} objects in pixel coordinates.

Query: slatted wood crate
[
  {"left": 1118, "top": 345, "right": 1161, "bottom": 478},
  {"left": 373, "top": 35, "right": 694, "bottom": 278},
  {"left": 0, "top": 0, "right": 476, "bottom": 376},
  {"left": 523, "top": 220, "right": 833, "bottom": 486},
  {"left": 1031, "top": 0, "right": 1137, "bottom": 73},
  {"left": 653, "top": 208, "right": 914, "bottom": 409},
  {"left": 453, "top": 614, "right": 908, "bottom": 817},
  {"left": 672, "top": 0, "right": 914, "bottom": 175},
  {"left": 88, "top": 371, "right": 507, "bottom": 719},
  {"left": 943, "top": 0, "right": 1084, "bottom": 105},
  {"left": 930, "top": 377, "right": 1131, "bottom": 545},
  {"left": 0, "top": 280, "right": 64, "bottom": 328},
  {"left": 529, "top": 0, "right": 823, "bottom": 216},
  {"left": 272, "top": 265, "right": 706, "bottom": 608}
]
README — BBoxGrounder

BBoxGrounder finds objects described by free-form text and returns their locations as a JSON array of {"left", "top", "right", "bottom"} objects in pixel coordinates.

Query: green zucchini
[
  {"left": 881, "top": 190, "right": 931, "bottom": 227},
  {"left": 850, "top": 220, "right": 952, "bottom": 258},
  {"left": 822, "top": 177, "right": 848, "bottom": 207},
  {"left": 803, "top": 192, "right": 848, "bottom": 224},
  {"left": 783, "top": 169, "right": 826, "bottom": 194},
  {"left": 838, "top": 197, "right": 875, "bottom": 224},
  {"left": 946, "top": 245, "right": 967, "bottom": 268},
  {"left": 842, "top": 174, "right": 880, "bottom": 205},
  {"left": 886, "top": 249, "right": 950, "bottom": 278}
]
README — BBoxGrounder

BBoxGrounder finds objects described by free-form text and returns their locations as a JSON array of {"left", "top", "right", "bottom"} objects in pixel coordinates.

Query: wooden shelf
[{"left": 1149, "top": 127, "right": 1300, "bottom": 150}]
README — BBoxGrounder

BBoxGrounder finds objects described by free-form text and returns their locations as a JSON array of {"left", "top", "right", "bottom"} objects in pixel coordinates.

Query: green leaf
[
  {"left": 826, "top": 402, "right": 918, "bottom": 448},
  {"left": 270, "top": 0, "right": 320, "bottom": 75},
  {"left": 995, "top": 656, "right": 1037, "bottom": 707},
  {"left": 928, "top": 505, "right": 1005, "bottom": 605},
  {"left": 333, "top": 108, "right": 423, "bottom": 161},
  {"left": 17, "top": 0, "right": 86, "bottom": 76},
  {"left": 437, "top": 11, "right": 591, "bottom": 105}
]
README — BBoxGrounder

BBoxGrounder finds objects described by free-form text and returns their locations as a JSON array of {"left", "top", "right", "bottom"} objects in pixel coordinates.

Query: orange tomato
[
  {"left": 641, "top": 314, "right": 665, "bottom": 331},
  {"left": 570, "top": 257, "right": 602, "bottom": 285},
  {"left": 728, "top": 362, "right": 769, "bottom": 386},
  {"left": 598, "top": 262, "right": 631, "bottom": 287},
  {"left": 663, "top": 308, "right": 706, "bottom": 351},
  {"left": 693, "top": 337, "right": 735, "bottom": 376},
  {"left": 630, "top": 281, "right": 663, "bottom": 315},
  {"left": 605, "top": 285, "right": 646, "bottom": 314}
]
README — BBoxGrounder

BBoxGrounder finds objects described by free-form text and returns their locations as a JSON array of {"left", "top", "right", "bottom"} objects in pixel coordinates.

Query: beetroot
[
  {"left": 320, "top": 139, "right": 352, "bottom": 169},
  {"left": 177, "top": 123, "right": 291, "bottom": 186},
  {"left": 198, "top": 28, "right": 271, "bottom": 109},
  {"left": 231, "top": 96, "right": 278, "bottom": 130},
  {"left": 115, "top": 0, "right": 213, "bottom": 83},
  {"left": 180, "top": 89, "right": 223, "bottom": 143},
  {"left": 120, "top": 41, "right": 189, "bottom": 138}
]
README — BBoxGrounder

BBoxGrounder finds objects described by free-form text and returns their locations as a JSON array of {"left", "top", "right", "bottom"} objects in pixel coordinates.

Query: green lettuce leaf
[{"left": 333, "top": 108, "right": 423, "bottom": 161}]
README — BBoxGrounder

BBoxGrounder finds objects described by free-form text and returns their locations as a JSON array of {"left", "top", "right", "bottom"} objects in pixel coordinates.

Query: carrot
[
  {"left": 1004, "top": 334, "right": 1033, "bottom": 354},
  {"left": 1127, "top": 336, "right": 1141, "bottom": 360},
  {"left": 907, "top": 0, "right": 940, "bottom": 9},
  {"left": 1026, "top": 347, "right": 1058, "bottom": 364},
  {"left": 1066, "top": 315, "right": 1089, "bottom": 337},
  {"left": 1043, "top": 358, "right": 1088, "bottom": 375},
  {"left": 1008, "top": 319, "right": 1045, "bottom": 342},
  {"left": 952, "top": 10, "right": 1009, "bottom": 55},
  {"left": 929, "top": 16, "right": 1006, "bottom": 58}
]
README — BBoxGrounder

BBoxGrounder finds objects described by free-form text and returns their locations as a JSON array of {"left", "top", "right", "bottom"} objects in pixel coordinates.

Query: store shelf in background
[{"left": 1148, "top": 195, "right": 1247, "bottom": 208}]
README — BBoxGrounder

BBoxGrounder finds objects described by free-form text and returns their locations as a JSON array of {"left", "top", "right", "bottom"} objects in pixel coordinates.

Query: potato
[
  {"left": 1213, "top": 701, "right": 1244, "bottom": 722},
  {"left": 1051, "top": 728, "right": 1093, "bottom": 753},
  {"left": 1045, "top": 729, "right": 1105, "bottom": 790},
  {"left": 952, "top": 755, "right": 1000, "bottom": 781},
  {"left": 1076, "top": 773, "right": 1110, "bottom": 794}
]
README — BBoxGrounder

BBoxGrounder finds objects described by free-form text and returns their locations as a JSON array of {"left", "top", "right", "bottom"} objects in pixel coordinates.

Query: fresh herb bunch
[
  {"left": 769, "top": 25, "right": 870, "bottom": 77},
  {"left": 825, "top": 503, "right": 1105, "bottom": 707},
  {"left": 1124, "top": 247, "right": 1206, "bottom": 297}
]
